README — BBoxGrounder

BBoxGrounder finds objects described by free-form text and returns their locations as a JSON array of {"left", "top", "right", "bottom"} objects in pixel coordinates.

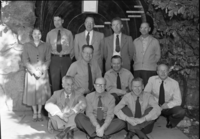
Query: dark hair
[
  {"left": 140, "top": 22, "right": 150, "bottom": 28},
  {"left": 53, "top": 14, "right": 64, "bottom": 19},
  {"left": 111, "top": 17, "right": 122, "bottom": 24},
  {"left": 131, "top": 77, "right": 144, "bottom": 85},
  {"left": 157, "top": 61, "right": 169, "bottom": 71},
  {"left": 84, "top": 16, "right": 95, "bottom": 23},
  {"left": 82, "top": 44, "right": 94, "bottom": 52},
  {"left": 62, "top": 75, "right": 74, "bottom": 83},
  {"left": 111, "top": 55, "right": 122, "bottom": 62},
  {"left": 30, "top": 27, "right": 42, "bottom": 40}
]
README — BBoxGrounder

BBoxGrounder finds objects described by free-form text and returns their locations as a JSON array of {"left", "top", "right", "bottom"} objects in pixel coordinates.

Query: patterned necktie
[
  {"left": 117, "top": 73, "right": 121, "bottom": 89},
  {"left": 88, "top": 63, "right": 93, "bottom": 92},
  {"left": 57, "top": 30, "right": 62, "bottom": 53},
  {"left": 86, "top": 32, "right": 90, "bottom": 45},
  {"left": 135, "top": 96, "right": 142, "bottom": 118},
  {"left": 97, "top": 96, "right": 103, "bottom": 120},
  {"left": 115, "top": 35, "right": 120, "bottom": 52},
  {"left": 159, "top": 81, "right": 165, "bottom": 106}
]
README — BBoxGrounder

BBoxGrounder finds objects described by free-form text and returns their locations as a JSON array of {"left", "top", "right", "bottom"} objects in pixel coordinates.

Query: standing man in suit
[
  {"left": 144, "top": 63, "right": 185, "bottom": 128},
  {"left": 114, "top": 78, "right": 161, "bottom": 139},
  {"left": 74, "top": 16, "right": 104, "bottom": 70},
  {"left": 67, "top": 45, "right": 102, "bottom": 95},
  {"left": 45, "top": 75, "right": 86, "bottom": 139},
  {"left": 102, "top": 17, "right": 134, "bottom": 72},
  {"left": 75, "top": 77, "right": 126, "bottom": 139},
  {"left": 46, "top": 14, "right": 74, "bottom": 94},
  {"left": 133, "top": 22, "right": 161, "bottom": 86},
  {"left": 104, "top": 55, "right": 134, "bottom": 104}
]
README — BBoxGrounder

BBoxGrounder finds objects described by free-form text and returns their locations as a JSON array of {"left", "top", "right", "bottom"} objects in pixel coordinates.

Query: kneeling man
[
  {"left": 75, "top": 77, "right": 126, "bottom": 139},
  {"left": 45, "top": 75, "right": 86, "bottom": 139},
  {"left": 114, "top": 78, "right": 161, "bottom": 139}
]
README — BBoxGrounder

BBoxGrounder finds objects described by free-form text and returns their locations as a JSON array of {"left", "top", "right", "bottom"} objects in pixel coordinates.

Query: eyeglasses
[{"left": 95, "top": 83, "right": 105, "bottom": 87}]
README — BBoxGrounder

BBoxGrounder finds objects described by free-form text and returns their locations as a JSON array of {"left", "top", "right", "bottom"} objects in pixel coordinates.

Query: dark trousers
[
  {"left": 161, "top": 106, "right": 185, "bottom": 127},
  {"left": 134, "top": 70, "right": 157, "bottom": 87},
  {"left": 122, "top": 106, "right": 155, "bottom": 134},
  {"left": 75, "top": 113, "right": 126, "bottom": 138},
  {"left": 49, "top": 55, "right": 72, "bottom": 94}
]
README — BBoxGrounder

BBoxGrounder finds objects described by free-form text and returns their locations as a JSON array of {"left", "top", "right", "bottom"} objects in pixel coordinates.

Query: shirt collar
[
  {"left": 95, "top": 91, "right": 107, "bottom": 98},
  {"left": 81, "top": 59, "right": 91, "bottom": 66},
  {"left": 155, "top": 75, "right": 170, "bottom": 82},
  {"left": 64, "top": 92, "right": 72, "bottom": 98},
  {"left": 85, "top": 30, "right": 93, "bottom": 36},
  {"left": 130, "top": 91, "right": 144, "bottom": 100},
  {"left": 110, "top": 68, "right": 124, "bottom": 74},
  {"left": 114, "top": 33, "right": 122, "bottom": 38}
]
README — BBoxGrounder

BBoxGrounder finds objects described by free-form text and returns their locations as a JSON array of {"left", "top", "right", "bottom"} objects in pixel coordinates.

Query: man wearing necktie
[
  {"left": 74, "top": 16, "right": 104, "bottom": 71},
  {"left": 45, "top": 76, "right": 86, "bottom": 139},
  {"left": 75, "top": 77, "right": 126, "bottom": 139},
  {"left": 144, "top": 63, "right": 185, "bottom": 128},
  {"left": 104, "top": 55, "right": 133, "bottom": 105},
  {"left": 46, "top": 14, "right": 74, "bottom": 94},
  {"left": 102, "top": 17, "right": 134, "bottom": 71},
  {"left": 114, "top": 78, "right": 161, "bottom": 139},
  {"left": 67, "top": 45, "right": 102, "bottom": 95}
]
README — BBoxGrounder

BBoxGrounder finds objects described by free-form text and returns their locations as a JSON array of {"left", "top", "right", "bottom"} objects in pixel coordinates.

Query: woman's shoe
[
  {"left": 33, "top": 113, "right": 38, "bottom": 122},
  {"left": 37, "top": 113, "right": 43, "bottom": 121}
]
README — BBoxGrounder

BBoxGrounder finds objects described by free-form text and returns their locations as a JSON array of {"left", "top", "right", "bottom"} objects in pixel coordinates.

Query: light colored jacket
[{"left": 133, "top": 35, "right": 161, "bottom": 71}]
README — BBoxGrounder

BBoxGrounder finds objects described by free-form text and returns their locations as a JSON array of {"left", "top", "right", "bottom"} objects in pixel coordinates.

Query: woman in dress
[{"left": 22, "top": 28, "right": 51, "bottom": 121}]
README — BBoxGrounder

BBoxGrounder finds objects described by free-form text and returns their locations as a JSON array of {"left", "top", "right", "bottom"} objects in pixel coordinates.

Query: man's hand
[
  {"left": 126, "top": 117, "right": 137, "bottom": 126},
  {"left": 95, "top": 125, "right": 101, "bottom": 136},
  {"left": 56, "top": 112, "right": 68, "bottom": 122},
  {"left": 96, "top": 126, "right": 104, "bottom": 137},
  {"left": 161, "top": 103, "right": 168, "bottom": 110},
  {"left": 134, "top": 117, "right": 145, "bottom": 124}
]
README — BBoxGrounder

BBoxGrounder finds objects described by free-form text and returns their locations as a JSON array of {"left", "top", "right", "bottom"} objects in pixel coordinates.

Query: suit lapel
[
  {"left": 121, "top": 34, "right": 127, "bottom": 49},
  {"left": 91, "top": 31, "right": 96, "bottom": 45},
  {"left": 81, "top": 32, "right": 87, "bottom": 45},
  {"left": 109, "top": 35, "right": 114, "bottom": 53}
]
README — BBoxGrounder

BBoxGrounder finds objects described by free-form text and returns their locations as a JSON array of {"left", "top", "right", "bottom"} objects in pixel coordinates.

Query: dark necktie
[
  {"left": 88, "top": 63, "right": 93, "bottom": 92},
  {"left": 97, "top": 96, "right": 103, "bottom": 120},
  {"left": 57, "top": 30, "right": 62, "bottom": 53},
  {"left": 117, "top": 73, "right": 121, "bottom": 89},
  {"left": 65, "top": 94, "right": 70, "bottom": 106},
  {"left": 86, "top": 32, "right": 90, "bottom": 45},
  {"left": 135, "top": 96, "right": 142, "bottom": 118},
  {"left": 159, "top": 81, "right": 165, "bottom": 106},
  {"left": 115, "top": 35, "right": 120, "bottom": 52}
]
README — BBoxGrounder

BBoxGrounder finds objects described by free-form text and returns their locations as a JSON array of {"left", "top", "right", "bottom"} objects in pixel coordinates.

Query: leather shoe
[
  {"left": 67, "top": 130, "right": 74, "bottom": 139},
  {"left": 166, "top": 122, "right": 174, "bottom": 128},
  {"left": 125, "top": 131, "right": 135, "bottom": 139},
  {"left": 135, "top": 130, "right": 149, "bottom": 139},
  {"left": 55, "top": 127, "right": 70, "bottom": 139}
]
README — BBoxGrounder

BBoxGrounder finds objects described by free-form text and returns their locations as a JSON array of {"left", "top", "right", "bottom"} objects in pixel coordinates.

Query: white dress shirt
[
  {"left": 144, "top": 75, "right": 182, "bottom": 109},
  {"left": 85, "top": 30, "right": 93, "bottom": 45},
  {"left": 113, "top": 33, "right": 122, "bottom": 56}
]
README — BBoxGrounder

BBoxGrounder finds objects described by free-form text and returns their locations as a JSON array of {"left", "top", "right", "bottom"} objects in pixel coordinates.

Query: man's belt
[{"left": 51, "top": 53, "right": 70, "bottom": 57}]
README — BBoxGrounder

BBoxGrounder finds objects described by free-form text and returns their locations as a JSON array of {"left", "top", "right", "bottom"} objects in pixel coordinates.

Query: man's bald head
[{"left": 94, "top": 77, "right": 106, "bottom": 94}]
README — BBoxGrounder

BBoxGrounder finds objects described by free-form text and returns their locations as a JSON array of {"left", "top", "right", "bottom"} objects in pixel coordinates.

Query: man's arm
[
  {"left": 100, "top": 33, "right": 105, "bottom": 61},
  {"left": 144, "top": 77, "right": 154, "bottom": 93},
  {"left": 114, "top": 95, "right": 129, "bottom": 121},
  {"left": 154, "top": 39, "right": 161, "bottom": 62},
  {"left": 74, "top": 34, "right": 80, "bottom": 60},
  {"left": 45, "top": 92, "right": 62, "bottom": 116},
  {"left": 128, "top": 36, "right": 134, "bottom": 60},
  {"left": 101, "top": 96, "right": 115, "bottom": 130},
  {"left": 72, "top": 94, "right": 87, "bottom": 113},
  {"left": 86, "top": 95, "right": 100, "bottom": 128},
  {"left": 166, "top": 82, "right": 182, "bottom": 108},
  {"left": 143, "top": 94, "right": 161, "bottom": 121},
  {"left": 66, "top": 62, "right": 77, "bottom": 77},
  {"left": 69, "top": 31, "right": 74, "bottom": 59}
]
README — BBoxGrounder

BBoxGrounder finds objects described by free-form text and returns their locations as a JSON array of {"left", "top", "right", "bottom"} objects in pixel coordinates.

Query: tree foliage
[{"left": 144, "top": 0, "right": 199, "bottom": 106}]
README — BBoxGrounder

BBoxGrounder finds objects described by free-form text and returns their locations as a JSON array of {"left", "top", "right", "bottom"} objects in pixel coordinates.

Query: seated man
[
  {"left": 104, "top": 55, "right": 134, "bottom": 104},
  {"left": 67, "top": 44, "right": 102, "bottom": 95},
  {"left": 114, "top": 78, "right": 161, "bottom": 139},
  {"left": 75, "top": 77, "right": 126, "bottom": 139},
  {"left": 45, "top": 75, "right": 86, "bottom": 139},
  {"left": 144, "top": 63, "right": 185, "bottom": 128}
]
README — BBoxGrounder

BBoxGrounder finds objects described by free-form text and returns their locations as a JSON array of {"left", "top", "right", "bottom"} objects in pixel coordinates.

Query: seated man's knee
[
  {"left": 172, "top": 106, "right": 186, "bottom": 118},
  {"left": 75, "top": 113, "right": 85, "bottom": 122}
]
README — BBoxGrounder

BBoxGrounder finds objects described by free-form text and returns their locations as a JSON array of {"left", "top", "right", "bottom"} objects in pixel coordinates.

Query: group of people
[{"left": 22, "top": 14, "right": 186, "bottom": 139}]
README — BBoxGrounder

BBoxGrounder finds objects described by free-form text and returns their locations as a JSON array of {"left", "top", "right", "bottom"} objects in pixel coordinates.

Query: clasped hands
[
  {"left": 57, "top": 110, "right": 75, "bottom": 122},
  {"left": 126, "top": 116, "right": 146, "bottom": 126},
  {"left": 33, "top": 68, "right": 44, "bottom": 80},
  {"left": 96, "top": 125, "right": 105, "bottom": 137}
]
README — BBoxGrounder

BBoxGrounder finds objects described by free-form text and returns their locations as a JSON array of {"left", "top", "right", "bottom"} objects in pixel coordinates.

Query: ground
[{"left": 1, "top": 109, "right": 190, "bottom": 139}]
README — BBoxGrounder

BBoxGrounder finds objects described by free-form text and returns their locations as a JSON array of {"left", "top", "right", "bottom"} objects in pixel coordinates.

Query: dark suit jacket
[
  {"left": 101, "top": 34, "right": 134, "bottom": 71},
  {"left": 74, "top": 31, "right": 104, "bottom": 70}
]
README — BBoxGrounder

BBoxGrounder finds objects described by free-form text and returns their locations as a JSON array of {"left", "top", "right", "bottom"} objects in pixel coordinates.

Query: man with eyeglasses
[
  {"left": 75, "top": 77, "right": 126, "bottom": 139},
  {"left": 67, "top": 45, "right": 102, "bottom": 95},
  {"left": 45, "top": 75, "right": 86, "bottom": 139},
  {"left": 104, "top": 55, "right": 134, "bottom": 104}
]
